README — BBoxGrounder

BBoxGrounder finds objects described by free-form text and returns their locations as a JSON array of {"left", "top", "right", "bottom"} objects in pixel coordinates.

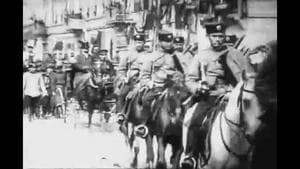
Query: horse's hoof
[
  {"left": 134, "top": 124, "right": 149, "bottom": 138},
  {"left": 180, "top": 157, "right": 197, "bottom": 169},
  {"left": 147, "top": 161, "right": 154, "bottom": 169},
  {"left": 156, "top": 162, "right": 167, "bottom": 169},
  {"left": 116, "top": 113, "right": 125, "bottom": 122}
]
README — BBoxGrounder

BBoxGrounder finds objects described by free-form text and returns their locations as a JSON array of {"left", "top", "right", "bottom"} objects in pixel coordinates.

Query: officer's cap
[
  {"left": 27, "top": 45, "right": 34, "bottom": 49},
  {"left": 56, "top": 64, "right": 63, "bottom": 69},
  {"left": 28, "top": 63, "right": 35, "bottom": 68},
  {"left": 204, "top": 22, "right": 226, "bottom": 35},
  {"left": 134, "top": 34, "right": 145, "bottom": 41},
  {"left": 158, "top": 30, "right": 173, "bottom": 42},
  {"left": 46, "top": 63, "right": 55, "bottom": 69},
  {"left": 173, "top": 36, "right": 184, "bottom": 44},
  {"left": 99, "top": 49, "right": 108, "bottom": 55},
  {"left": 79, "top": 41, "right": 89, "bottom": 50},
  {"left": 34, "top": 60, "right": 42, "bottom": 67},
  {"left": 92, "top": 56, "right": 101, "bottom": 63}
]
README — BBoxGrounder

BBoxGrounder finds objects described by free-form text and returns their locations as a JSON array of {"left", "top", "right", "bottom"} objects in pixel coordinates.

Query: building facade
[{"left": 23, "top": 0, "right": 277, "bottom": 60}]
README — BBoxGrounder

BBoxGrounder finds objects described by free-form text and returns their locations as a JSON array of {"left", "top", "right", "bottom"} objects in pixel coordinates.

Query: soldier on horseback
[
  {"left": 72, "top": 41, "right": 93, "bottom": 107},
  {"left": 114, "top": 33, "right": 148, "bottom": 122},
  {"left": 180, "top": 21, "right": 248, "bottom": 169},
  {"left": 173, "top": 36, "right": 194, "bottom": 74},
  {"left": 136, "top": 30, "right": 185, "bottom": 130}
]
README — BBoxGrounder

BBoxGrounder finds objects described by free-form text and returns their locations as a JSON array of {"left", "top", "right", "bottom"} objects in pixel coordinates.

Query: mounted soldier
[
  {"left": 180, "top": 21, "right": 248, "bottom": 169},
  {"left": 138, "top": 30, "right": 185, "bottom": 123},
  {"left": 114, "top": 33, "right": 148, "bottom": 121},
  {"left": 173, "top": 36, "right": 194, "bottom": 74},
  {"left": 72, "top": 41, "right": 93, "bottom": 99}
]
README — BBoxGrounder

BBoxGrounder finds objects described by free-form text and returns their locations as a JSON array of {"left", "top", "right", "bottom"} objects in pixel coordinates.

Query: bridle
[{"left": 220, "top": 82, "right": 257, "bottom": 160}]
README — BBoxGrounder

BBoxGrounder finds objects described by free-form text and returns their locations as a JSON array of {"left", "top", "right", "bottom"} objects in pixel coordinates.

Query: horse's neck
[
  {"left": 224, "top": 82, "right": 243, "bottom": 124},
  {"left": 221, "top": 82, "right": 252, "bottom": 152}
]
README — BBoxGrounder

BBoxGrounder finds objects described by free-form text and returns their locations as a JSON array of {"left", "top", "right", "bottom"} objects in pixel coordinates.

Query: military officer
[
  {"left": 139, "top": 30, "right": 184, "bottom": 110},
  {"left": 173, "top": 36, "right": 194, "bottom": 74},
  {"left": 180, "top": 22, "right": 240, "bottom": 169},
  {"left": 115, "top": 33, "right": 148, "bottom": 121},
  {"left": 72, "top": 41, "right": 93, "bottom": 96}
]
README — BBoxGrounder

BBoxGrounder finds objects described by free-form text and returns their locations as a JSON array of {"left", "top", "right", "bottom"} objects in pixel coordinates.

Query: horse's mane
[{"left": 254, "top": 40, "right": 277, "bottom": 120}]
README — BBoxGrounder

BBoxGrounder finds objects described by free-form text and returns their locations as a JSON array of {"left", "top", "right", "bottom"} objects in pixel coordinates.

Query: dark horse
[
  {"left": 76, "top": 69, "right": 116, "bottom": 127},
  {"left": 149, "top": 75, "right": 190, "bottom": 169},
  {"left": 118, "top": 81, "right": 155, "bottom": 168},
  {"left": 119, "top": 73, "right": 190, "bottom": 169}
]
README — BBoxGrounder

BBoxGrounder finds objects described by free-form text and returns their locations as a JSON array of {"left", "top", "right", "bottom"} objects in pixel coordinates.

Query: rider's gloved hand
[
  {"left": 196, "top": 80, "right": 209, "bottom": 94},
  {"left": 147, "top": 81, "right": 154, "bottom": 89}
]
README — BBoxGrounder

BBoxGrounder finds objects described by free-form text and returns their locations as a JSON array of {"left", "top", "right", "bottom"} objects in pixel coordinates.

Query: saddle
[{"left": 197, "top": 94, "right": 229, "bottom": 167}]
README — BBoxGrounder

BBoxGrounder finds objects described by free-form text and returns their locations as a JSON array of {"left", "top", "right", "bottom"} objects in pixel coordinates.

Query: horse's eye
[{"left": 243, "top": 99, "right": 251, "bottom": 109}]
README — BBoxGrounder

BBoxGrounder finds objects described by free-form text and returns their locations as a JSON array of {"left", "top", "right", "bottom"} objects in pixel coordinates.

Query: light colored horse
[{"left": 204, "top": 72, "right": 264, "bottom": 169}]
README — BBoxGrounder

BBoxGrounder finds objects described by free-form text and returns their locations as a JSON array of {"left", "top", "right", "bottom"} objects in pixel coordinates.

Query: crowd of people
[{"left": 22, "top": 40, "right": 115, "bottom": 120}]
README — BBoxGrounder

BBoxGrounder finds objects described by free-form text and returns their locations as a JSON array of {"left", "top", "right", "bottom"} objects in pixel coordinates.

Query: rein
[{"left": 220, "top": 83, "right": 256, "bottom": 160}]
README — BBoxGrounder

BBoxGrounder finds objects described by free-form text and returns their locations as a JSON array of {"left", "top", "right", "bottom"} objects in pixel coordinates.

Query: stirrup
[
  {"left": 134, "top": 124, "right": 149, "bottom": 138},
  {"left": 117, "top": 113, "right": 126, "bottom": 122},
  {"left": 181, "top": 156, "right": 197, "bottom": 169}
]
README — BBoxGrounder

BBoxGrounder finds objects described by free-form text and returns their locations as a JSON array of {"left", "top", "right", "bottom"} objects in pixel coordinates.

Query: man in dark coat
[{"left": 72, "top": 41, "right": 93, "bottom": 96}]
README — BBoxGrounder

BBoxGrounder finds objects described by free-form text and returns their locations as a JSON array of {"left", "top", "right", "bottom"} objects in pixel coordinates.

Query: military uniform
[
  {"left": 140, "top": 31, "right": 184, "bottom": 107},
  {"left": 72, "top": 42, "right": 93, "bottom": 95},
  {"left": 181, "top": 22, "right": 242, "bottom": 168},
  {"left": 115, "top": 34, "right": 148, "bottom": 116},
  {"left": 173, "top": 36, "right": 194, "bottom": 74}
]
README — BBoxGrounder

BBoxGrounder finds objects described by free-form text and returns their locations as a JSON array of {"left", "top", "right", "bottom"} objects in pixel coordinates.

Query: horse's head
[
  {"left": 163, "top": 75, "right": 191, "bottom": 123},
  {"left": 226, "top": 40, "right": 276, "bottom": 144}
]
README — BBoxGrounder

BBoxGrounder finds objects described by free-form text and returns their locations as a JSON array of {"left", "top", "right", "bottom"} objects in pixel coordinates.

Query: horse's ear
[{"left": 241, "top": 70, "right": 248, "bottom": 82}]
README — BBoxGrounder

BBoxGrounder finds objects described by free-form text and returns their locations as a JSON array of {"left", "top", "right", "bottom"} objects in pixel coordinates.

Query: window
[
  {"left": 87, "top": 8, "right": 90, "bottom": 18},
  {"left": 94, "top": 5, "right": 97, "bottom": 16},
  {"left": 134, "top": 0, "right": 142, "bottom": 12},
  {"left": 247, "top": 0, "right": 277, "bottom": 18}
]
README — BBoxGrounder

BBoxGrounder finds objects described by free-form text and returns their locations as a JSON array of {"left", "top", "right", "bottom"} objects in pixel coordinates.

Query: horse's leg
[
  {"left": 156, "top": 136, "right": 167, "bottom": 169},
  {"left": 87, "top": 103, "right": 94, "bottom": 128},
  {"left": 145, "top": 133, "right": 154, "bottom": 169},
  {"left": 130, "top": 133, "right": 139, "bottom": 169},
  {"left": 171, "top": 137, "right": 183, "bottom": 169}
]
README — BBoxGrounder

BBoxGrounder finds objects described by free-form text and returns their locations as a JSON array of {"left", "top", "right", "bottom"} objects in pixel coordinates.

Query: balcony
[
  {"left": 108, "top": 13, "right": 135, "bottom": 25},
  {"left": 65, "top": 13, "right": 85, "bottom": 31}
]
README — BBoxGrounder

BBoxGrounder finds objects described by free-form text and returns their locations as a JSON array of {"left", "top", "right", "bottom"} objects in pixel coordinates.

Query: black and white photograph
[{"left": 23, "top": 0, "right": 277, "bottom": 169}]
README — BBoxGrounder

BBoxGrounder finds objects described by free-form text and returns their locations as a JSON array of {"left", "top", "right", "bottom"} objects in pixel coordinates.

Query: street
[{"left": 23, "top": 110, "right": 173, "bottom": 169}]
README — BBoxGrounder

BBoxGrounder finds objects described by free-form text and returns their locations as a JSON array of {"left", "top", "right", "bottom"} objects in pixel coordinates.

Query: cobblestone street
[{"left": 23, "top": 111, "right": 172, "bottom": 169}]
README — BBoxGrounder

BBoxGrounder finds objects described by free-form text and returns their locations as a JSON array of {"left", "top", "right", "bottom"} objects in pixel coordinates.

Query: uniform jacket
[
  {"left": 117, "top": 49, "right": 148, "bottom": 81},
  {"left": 140, "top": 49, "right": 180, "bottom": 87},
  {"left": 186, "top": 47, "right": 228, "bottom": 95},
  {"left": 73, "top": 53, "right": 93, "bottom": 72},
  {"left": 72, "top": 52, "right": 93, "bottom": 94},
  {"left": 42, "top": 72, "right": 56, "bottom": 92},
  {"left": 175, "top": 51, "right": 194, "bottom": 74}
]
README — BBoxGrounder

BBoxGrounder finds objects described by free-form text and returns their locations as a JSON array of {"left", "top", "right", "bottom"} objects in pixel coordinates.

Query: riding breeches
[
  {"left": 182, "top": 96, "right": 218, "bottom": 159},
  {"left": 116, "top": 83, "right": 134, "bottom": 114},
  {"left": 141, "top": 87, "right": 164, "bottom": 108}
]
